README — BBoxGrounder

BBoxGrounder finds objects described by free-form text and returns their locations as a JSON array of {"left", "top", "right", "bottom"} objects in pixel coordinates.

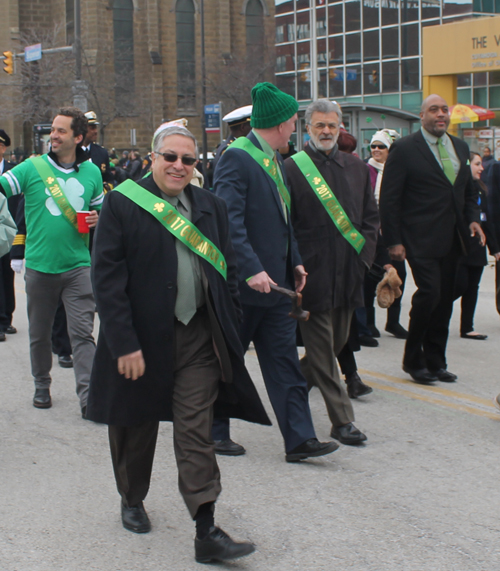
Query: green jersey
[{"left": 0, "top": 154, "right": 104, "bottom": 274}]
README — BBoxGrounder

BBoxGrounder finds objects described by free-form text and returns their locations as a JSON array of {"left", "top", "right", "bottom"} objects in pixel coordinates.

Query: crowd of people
[{"left": 0, "top": 85, "right": 499, "bottom": 564}]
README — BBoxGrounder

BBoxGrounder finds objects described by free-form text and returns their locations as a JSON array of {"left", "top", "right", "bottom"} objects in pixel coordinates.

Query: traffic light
[{"left": 3, "top": 51, "right": 13, "bottom": 75}]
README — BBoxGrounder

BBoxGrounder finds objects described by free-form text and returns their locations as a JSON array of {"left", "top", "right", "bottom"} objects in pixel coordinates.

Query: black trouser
[
  {"left": 51, "top": 298, "right": 72, "bottom": 357},
  {"left": 404, "top": 250, "right": 458, "bottom": 371},
  {"left": 0, "top": 253, "right": 15, "bottom": 331},
  {"left": 454, "top": 263, "right": 484, "bottom": 335}
]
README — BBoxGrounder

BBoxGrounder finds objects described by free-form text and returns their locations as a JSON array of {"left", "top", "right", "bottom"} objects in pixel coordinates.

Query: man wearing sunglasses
[
  {"left": 380, "top": 94, "right": 484, "bottom": 384},
  {"left": 86, "top": 125, "right": 270, "bottom": 563}
]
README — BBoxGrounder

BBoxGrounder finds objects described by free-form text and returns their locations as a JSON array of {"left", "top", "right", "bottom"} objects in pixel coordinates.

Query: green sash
[
  {"left": 115, "top": 180, "right": 227, "bottom": 279},
  {"left": 230, "top": 137, "right": 291, "bottom": 211},
  {"left": 290, "top": 151, "right": 366, "bottom": 255},
  {"left": 30, "top": 156, "right": 89, "bottom": 247}
]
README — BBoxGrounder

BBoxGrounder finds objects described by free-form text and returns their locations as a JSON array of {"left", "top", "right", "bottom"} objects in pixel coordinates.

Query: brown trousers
[
  {"left": 299, "top": 307, "right": 355, "bottom": 428},
  {"left": 108, "top": 308, "right": 222, "bottom": 519}
]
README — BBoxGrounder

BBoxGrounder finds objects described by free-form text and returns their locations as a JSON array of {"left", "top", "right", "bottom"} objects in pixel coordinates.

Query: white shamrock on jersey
[{"left": 45, "top": 177, "right": 85, "bottom": 216}]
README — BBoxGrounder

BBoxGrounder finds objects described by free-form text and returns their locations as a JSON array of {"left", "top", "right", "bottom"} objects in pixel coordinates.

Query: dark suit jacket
[
  {"left": 379, "top": 130, "right": 480, "bottom": 259},
  {"left": 214, "top": 131, "right": 302, "bottom": 307},
  {"left": 86, "top": 174, "right": 270, "bottom": 427},
  {"left": 87, "top": 143, "right": 113, "bottom": 184},
  {"left": 0, "top": 160, "right": 21, "bottom": 220}
]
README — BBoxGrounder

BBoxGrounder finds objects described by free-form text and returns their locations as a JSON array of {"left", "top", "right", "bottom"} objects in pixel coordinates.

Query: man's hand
[
  {"left": 86, "top": 210, "right": 99, "bottom": 228},
  {"left": 294, "top": 265, "right": 308, "bottom": 292},
  {"left": 388, "top": 244, "right": 406, "bottom": 261},
  {"left": 470, "top": 222, "right": 486, "bottom": 247},
  {"left": 117, "top": 350, "right": 145, "bottom": 381},
  {"left": 247, "top": 271, "right": 277, "bottom": 293},
  {"left": 493, "top": 252, "right": 500, "bottom": 262}
]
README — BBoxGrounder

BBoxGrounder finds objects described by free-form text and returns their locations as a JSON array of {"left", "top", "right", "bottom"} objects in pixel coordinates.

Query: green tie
[
  {"left": 171, "top": 196, "right": 197, "bottom": 325},
  {"left": 437, "top": 138, "right": 456, "bottom": 185}
]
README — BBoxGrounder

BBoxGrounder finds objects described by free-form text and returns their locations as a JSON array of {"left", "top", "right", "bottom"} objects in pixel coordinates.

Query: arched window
[
  {"left": 246, "top": 0, "right": 264, "bottom": 58},
  {"left": 113, "top": 0, "right": 135, "bottom": 107},
  {"left": 176, "top": 0, "right": 196, "bottom": 110}
]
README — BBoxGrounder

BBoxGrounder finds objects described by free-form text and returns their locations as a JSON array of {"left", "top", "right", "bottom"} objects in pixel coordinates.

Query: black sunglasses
[
  {"left": 371, "top": 144, "right": 387, "bottom": 150},
  {"left": 155, "top": 152, "right": 197, "bottom": 166}
]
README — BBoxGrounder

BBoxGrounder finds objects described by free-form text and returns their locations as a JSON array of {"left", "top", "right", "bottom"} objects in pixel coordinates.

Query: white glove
[{"left": 11, "top": 259, "right": 23, "bottom": 273}]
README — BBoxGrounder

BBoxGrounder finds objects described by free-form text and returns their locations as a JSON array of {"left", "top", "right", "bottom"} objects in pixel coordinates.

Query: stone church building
[{"left": 0, "top": 0, "right": 275, "bottom": 155}]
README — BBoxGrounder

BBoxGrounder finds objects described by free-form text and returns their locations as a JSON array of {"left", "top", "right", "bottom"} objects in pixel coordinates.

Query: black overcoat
[
  {"left": 86, "top": 175, "right": 271, "bottom": 427},
  {"left": 285, "top": 145, "right": 379, "bottom": 312}
]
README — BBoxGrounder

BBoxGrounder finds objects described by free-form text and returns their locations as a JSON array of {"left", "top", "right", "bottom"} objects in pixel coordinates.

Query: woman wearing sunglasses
[
  {"left": 453, "top": 152, "right": 500, "bottom": 340},
  {"left": 363, "top": 129, "right": 408, "bottom": 341}
]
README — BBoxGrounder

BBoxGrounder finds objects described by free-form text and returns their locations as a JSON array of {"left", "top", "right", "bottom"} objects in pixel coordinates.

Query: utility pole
[
  {"left": 200, "top": 0, "right": 208, "bottom": 177},
  {"left": 72, "top": 0, "right": 88, "bottom": 111}
]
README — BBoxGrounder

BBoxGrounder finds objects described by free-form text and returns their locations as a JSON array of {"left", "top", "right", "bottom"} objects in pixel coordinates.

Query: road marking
[{"left": 359, "top": 368, "right": 500, "bottom": 421}]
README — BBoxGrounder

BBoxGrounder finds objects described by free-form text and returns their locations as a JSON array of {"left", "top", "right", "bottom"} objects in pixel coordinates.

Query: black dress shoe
[
  {"left": 121, "top": 501, "right": 151, "bottom": 534},
  {"left": 285, "top": 438, "right": 339, "bottom": 462},
  {"left": 402, "top": 365, "right": 437, "bottom": 384},
  {"left": 4, "top": 325, "right": 17, "bottom": 334},
  {"left": 58, "top": 355, "right": 73, "bottom": 368},
  {"left": 331, "top": 423, "right": 367, "bottom": 445},
  {"left": 359, "top": 335, "right": 379, "bottom": 347},
  {"left": 368, "top": 324, "right": 381, "bottom": 338},
  {"left": 214, "top": 439, "right": 246, "bottom": 456},
  {"left": 195, "top": 526, "right": 255, "bottom": 563},
  {"left": 33, "top": 388, "right": 52, "bottom": 408},
  {"left": 385, "top": 323, "right": 408, "bottom": 339},
  {"left": 345, "top": 372, "right": 373, "bottom": 399},
  {"left": 429, "top": 368, "right": 457, "bottom": 382},
  {"left": 0, "top": 331, "right": 5, "bottom": 342},
  {"left": 461, "top": 332, "right": 487, "bottom": 340}
]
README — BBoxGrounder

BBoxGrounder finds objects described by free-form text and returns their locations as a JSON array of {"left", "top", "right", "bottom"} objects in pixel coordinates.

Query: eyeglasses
[
  {"left": 311, "top": 123, "right": 338, "bottom": 131},
  {"left": 154, "top": 152, "right": 197, "bottom": 166},
  {"left": 370, "top": 144, "right": 387, "bottom": 150}
]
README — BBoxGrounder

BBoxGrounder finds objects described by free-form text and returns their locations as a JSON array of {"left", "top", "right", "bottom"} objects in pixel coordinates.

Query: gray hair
[
  {"left": 305, "top": 99, "right": 343, "bottom": 125},
  {"left": 152, "top": 125, "right": 199, "bottom": 158}
]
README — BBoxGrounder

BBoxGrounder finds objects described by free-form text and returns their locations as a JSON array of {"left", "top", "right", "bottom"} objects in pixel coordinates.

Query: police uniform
[{"left": 83, "top": 112, "right": 113, "bottom": 185}]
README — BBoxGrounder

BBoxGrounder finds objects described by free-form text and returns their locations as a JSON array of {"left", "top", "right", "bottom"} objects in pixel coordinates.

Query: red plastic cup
[{"left": 77, "top": 211, "right": 91, "bottom": 233}]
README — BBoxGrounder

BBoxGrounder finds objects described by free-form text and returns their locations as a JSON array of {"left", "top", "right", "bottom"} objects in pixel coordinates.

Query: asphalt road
[{"left": 1, "top": 263, "right": 499, "bottom": 571}]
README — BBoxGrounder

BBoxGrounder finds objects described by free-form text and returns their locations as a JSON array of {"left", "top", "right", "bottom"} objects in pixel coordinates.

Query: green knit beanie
[{"left": 250, "top": 82, "right": 299, "bottom": 129}]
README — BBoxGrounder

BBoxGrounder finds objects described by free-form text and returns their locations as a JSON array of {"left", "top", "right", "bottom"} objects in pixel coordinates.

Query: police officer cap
[
  {"left": 0, "top": 129, "right": 11, "bottom": 147},
  {"left": 85, "top": 111, "right": 99, "bottom": 125},
  {"left": 223, "top": 105, "right": 252, "bottom": 127}
]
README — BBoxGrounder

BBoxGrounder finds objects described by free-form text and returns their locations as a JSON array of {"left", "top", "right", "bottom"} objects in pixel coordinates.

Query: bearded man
[{"left": 284, "top": 99, "right": 379, "bottom": 445}]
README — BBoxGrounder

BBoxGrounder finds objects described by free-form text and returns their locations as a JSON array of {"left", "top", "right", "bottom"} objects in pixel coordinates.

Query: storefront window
[
  {"left": 364, "top": 63, "right": 380, "bottom": 94},
  {"left": 276, "top": 44, "right": 295, "bottom": 72},
  {"left": 457, "top": 88, "right": 472, "bottom": 105},
  {"left": 363, "top": 29, "right": 379, "bottom": 61},
  {"left": 382, "top": 27, "right": 399, "bottom": 58},
  {"left": 316, "top": 7, "right": 327, "bottom": 37},
  {"left": 422, "top": 0, "right": 440, "bottom": 20},
  {"left": 474, "top": 87, "right": 487, "bottom": 108},
  {"left": 401, "top": 0, "right": 419, "bottom": 22},
  {"left": 276, "top": 73, "right": 296, "bottom": 97},
  {"left": 297, "top": 41, "right": 311, "bottom": 67},
  {"left": 401, "top": 24, "right": 419, "bottom": 57},
  {"left": 489, "top": 86, "right": 500, "bottom": 107},
  {"left": 382, "top": 60, "right": 399, "bottom": 92},
  {"left": 329, "top": 67, "right": 345, "bottom": 97},
  {"left": 382, "top": 0, "right": 399, "bottom": 25},
  {"left": 363, "top": 0, "right": 379, "bottom": 29},
  {"left": 474, "top": 72, "right": 487, "bottom": 86},
  {"left": 328, "top": 3, "right": 343, "bottom": 35},
  {"left": 275, "top": 0, "right": 294, "bottom": 15},
  {"left": 317, "top": 38, "right": 328, "bottom": 66},
  {"left": 329, "top": 35, "right": 343, "bottom": 65},
  {"left": 346, "top": 65, "right": 362, "bottom": 95},
  {"left": 318, "top": 69, "right": 328, "bottom": 98},
  {"left": 345, "top": 0, "right": 361, "bottom": 32},
  {"left": 298, "top": 69, "right": 311, "bottom": 100},
  {"left": 276, "top": 14, "right": 295, "bottom": 43},
  {"left": 297, "top": 11, "right": 311, "bottom": 39},
  {"left": 346, "top": 33, "right": 361, "bottom": 63},
  {"left": 401, "top": 58, "right": 419, "bottom": 91},
  {"left": 457, "top": 73, "right": 472, "bottom": 87}
]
